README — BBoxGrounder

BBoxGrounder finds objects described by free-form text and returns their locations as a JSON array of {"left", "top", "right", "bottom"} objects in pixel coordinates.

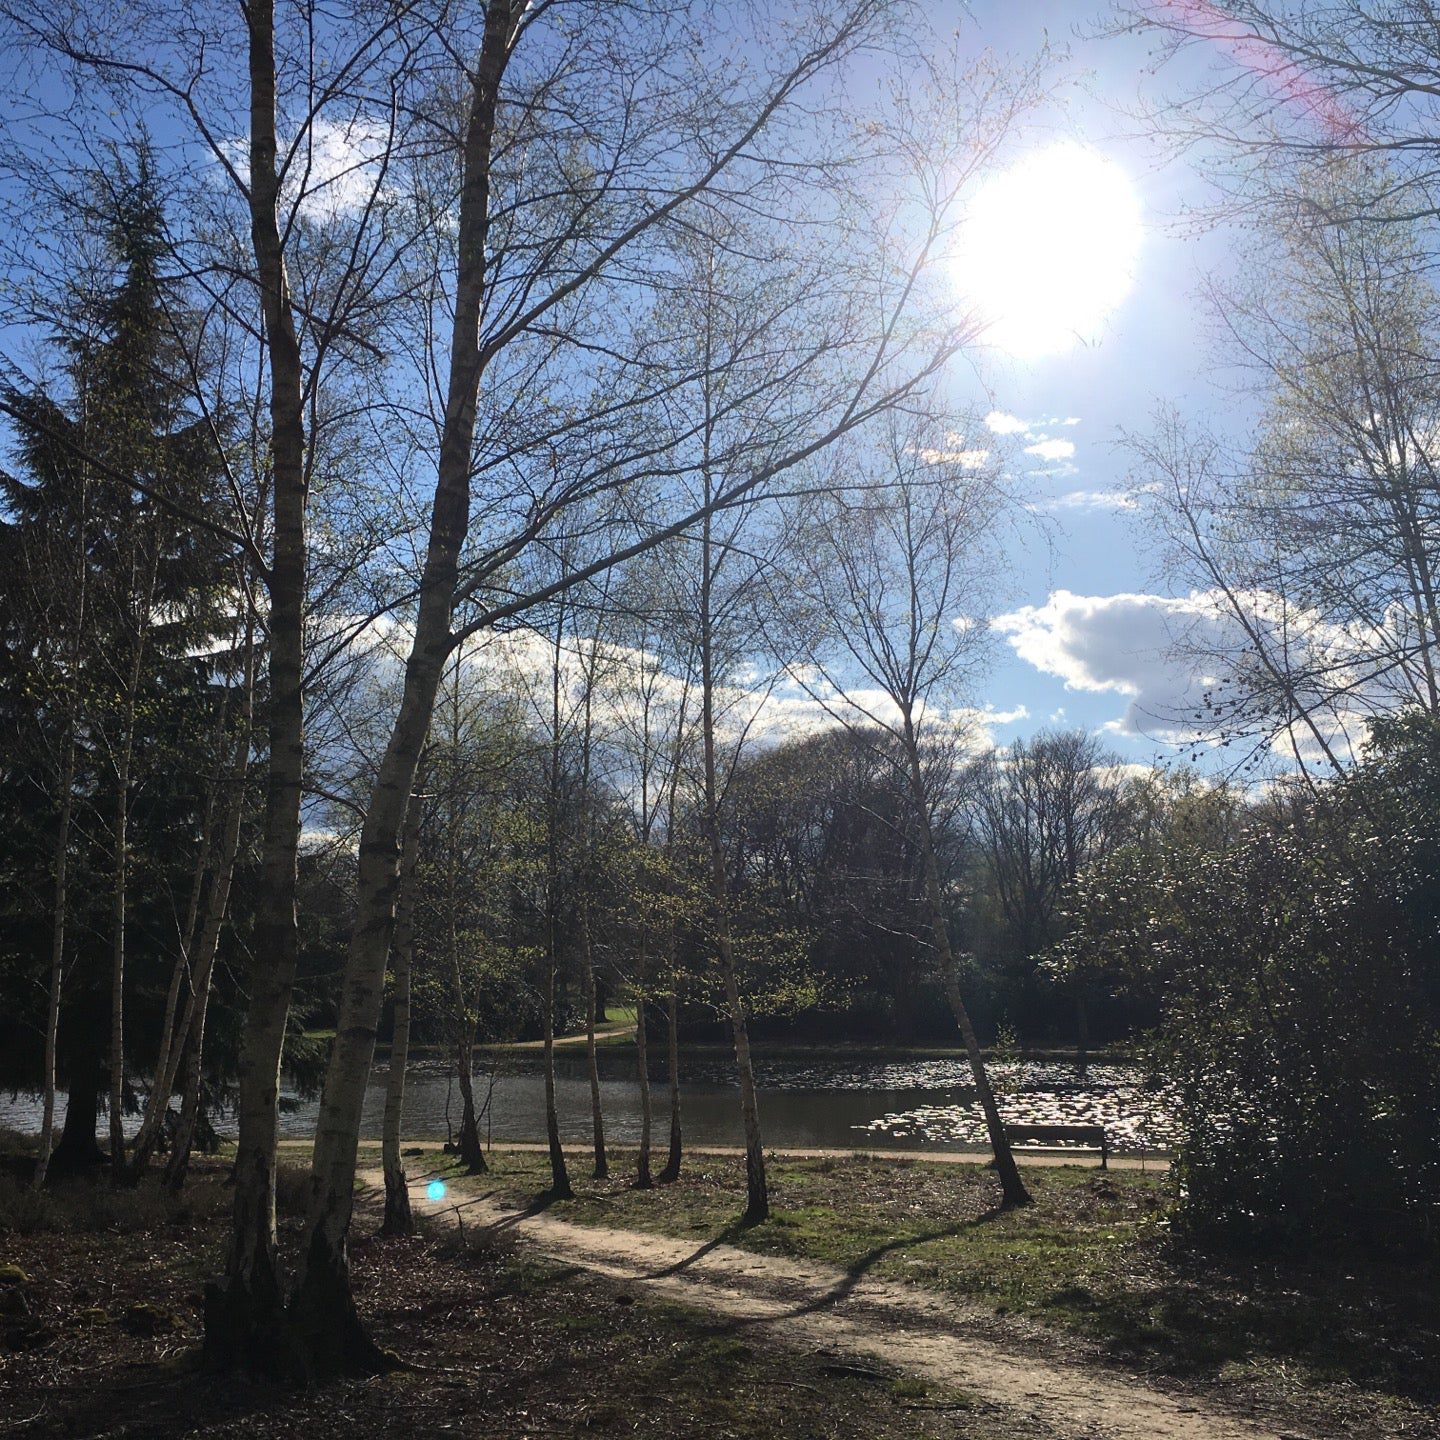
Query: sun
[{"left": 953, "top": 142, "right": 1143, "bottom": 359}]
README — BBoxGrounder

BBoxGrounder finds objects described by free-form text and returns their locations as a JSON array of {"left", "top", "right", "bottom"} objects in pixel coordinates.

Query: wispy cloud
[
  {"left": 1046, "top": 488, "right": 1132, "bottom": 511},
  {"left": 1044, "top": 481, "right": 1159, "bottom": 512},
  {"left": 913, "top": 441, "right": 990, "bottom": 468},
  {"left": 1024, "top": 437, "right": 1076, "bottom": 462}
]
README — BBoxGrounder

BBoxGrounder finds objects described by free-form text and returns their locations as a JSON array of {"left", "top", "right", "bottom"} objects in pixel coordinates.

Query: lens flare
[{"left": 427, "top": 1179, "right": 448, "bottom": 1202}]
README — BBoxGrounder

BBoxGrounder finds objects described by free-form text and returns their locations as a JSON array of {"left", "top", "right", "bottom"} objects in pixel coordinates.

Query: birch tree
[
  {"left": 290, "top": 0, "right": 1018, "bottom": 1370},
  {"left": 794, "top": 414, "right": 1032, "bottom": 1207},
  {"left": 5, "top": 0, "right": 1040, "bottom": 1369},
  {"left": 380, "top": 768, "right": 423, "bottom": 1236},
  {"left": 3, "top": 0, "right": 427, "bottom": 1364}
]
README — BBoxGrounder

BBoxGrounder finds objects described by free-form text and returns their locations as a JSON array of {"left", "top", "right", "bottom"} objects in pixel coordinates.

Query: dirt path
[{"left": 359, "top": 1166, "right": 1300, "bottom": 1440}]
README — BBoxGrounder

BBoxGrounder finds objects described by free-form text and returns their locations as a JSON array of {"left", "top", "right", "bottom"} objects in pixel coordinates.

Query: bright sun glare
[{"left": 954, "top": 142, "right": 1143, "bottom": 360}]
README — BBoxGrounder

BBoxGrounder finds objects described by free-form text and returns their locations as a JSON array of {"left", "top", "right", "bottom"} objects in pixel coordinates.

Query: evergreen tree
[{"left": 0, "top": 149, "right": 239, "bottom": 1179}]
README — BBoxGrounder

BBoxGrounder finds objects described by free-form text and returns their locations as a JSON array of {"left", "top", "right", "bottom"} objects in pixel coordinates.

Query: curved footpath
[{"left": 357, "top": 1164, "right": 1300, "bottom": 1440}]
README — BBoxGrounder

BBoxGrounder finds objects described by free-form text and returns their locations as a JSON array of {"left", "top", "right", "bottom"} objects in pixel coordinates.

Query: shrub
[{"left": 1060, "top": 712, "right": 1440, "bottom": 1254}]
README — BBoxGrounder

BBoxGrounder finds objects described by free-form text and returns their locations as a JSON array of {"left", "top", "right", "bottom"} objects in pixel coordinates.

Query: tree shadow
[
  {"left": 642, "top": 1218, "right": 752, "bottom": 1278},
  {"left": 641, "top": 1203, "right": 1005, "bottom": 1320}
]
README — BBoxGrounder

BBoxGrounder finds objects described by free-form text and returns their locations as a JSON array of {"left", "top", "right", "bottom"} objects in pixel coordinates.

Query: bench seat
[{"left": 1003, "top": 1122, "right": 1109, "bottom": 1168}]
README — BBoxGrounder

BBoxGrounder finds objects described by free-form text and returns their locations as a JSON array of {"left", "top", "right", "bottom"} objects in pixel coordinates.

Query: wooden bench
[{"left": 1003, "top": 1123, "right": 1109, "bottom": 1169}]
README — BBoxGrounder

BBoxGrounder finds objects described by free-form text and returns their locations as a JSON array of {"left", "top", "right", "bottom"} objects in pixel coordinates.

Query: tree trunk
[
  {"left": 454, "top": 1028, "right": 489, "bottom": 1173},
  {"left": 657, "top": 989, "right": 683, "bottom": 1184},
  {"left": 137, "top": 627, "right": 257, "bottom": 1183},
  {"left": 902, "top": 724, "right": 1029, "bottom": 1209},
  {"left": 51, "top": 1047, "right": 106, "bottom": 1174},
  {"left": 289, "top": 726, "right": 423, "bottom": 1375},
  {"left": 34, "top": 715, "right": 77, "bottom": 1190},
  {"left": 287, "top": 6, "right": 518, "bottom": 1375},
  {"left": 1075, "top": 990, "right": 1090, "bottom": 1079},
  {"left": 634, "top": 991, "right": 652, "bottom": 1189},
  {"left": 381, "top": 791, "right": 421, "bottom": 1237},
  {"left": 108, "top": 712, "right": 133, "bottom": 1182},
  {"left": 579, "top": 897, "right": 607, "bottom": 1179},
  {"left": 205, "top": 0, "right": 311, "bottom": 1375},
  {"left": 543, "top": 945, "right": 572, "bottom": 1199},
  {"left": 702, "top": 747, "right": 766, "bottom": 1223},
  {"left": 132, "top": 731, "right": 227, "bottom": 1173},
  {"left": 163, "top": 653, "right": 257, "bottom": 1189},
  {"left": 718, "top": 923, "right": 767, "bottom": 1224},
  {"left": 698, "top": 503, "right": 767, "bottom": 1224},
  {"left": 37, "top": 463, "right": 88, "bottom": 1191},
  {"left": 447, "top": 825, "right": 487, "bottom": 1175}
]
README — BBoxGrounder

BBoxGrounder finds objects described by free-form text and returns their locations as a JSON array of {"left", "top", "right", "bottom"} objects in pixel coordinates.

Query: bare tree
[
  {"left": 793, "top": 414, "right": 1031, "bottom": 1207},
  {"left": 416, "top": 643, "right": 528, "bottom": 1176},
  {"left": 604, "top": 566, "right": 699, "bottom": 1188},
  {"left": 520, "top": 544, "right": 629, "bottom": 1186},
  {"left": 973, "top": 729, "right": 1131, "bottom": 1067},
  {"left": 572, "top": 592, "right": 621, "bottom": 1183},
  {"left": 1123, "top": 1, "right": 1440, "bottom": 234},
  {"left": 290, "top": 0, "right": 1017, "bottom": 1369},
  {"left": 5, "top": 0, "right": 1040, "bottom": 1369}
]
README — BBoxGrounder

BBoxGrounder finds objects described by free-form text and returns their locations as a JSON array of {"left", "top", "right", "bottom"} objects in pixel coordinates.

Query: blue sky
[
  {"left": 0, "top": 0, "right": 1266, "bottom": 772},
  {"left": 938, "top": 0, "right": 1256, "bottom": 766}
]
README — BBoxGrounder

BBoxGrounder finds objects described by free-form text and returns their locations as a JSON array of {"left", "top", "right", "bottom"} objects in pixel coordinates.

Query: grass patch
[{"left": 441, "top": 1147, "right": 1440, "bottom": 1425}]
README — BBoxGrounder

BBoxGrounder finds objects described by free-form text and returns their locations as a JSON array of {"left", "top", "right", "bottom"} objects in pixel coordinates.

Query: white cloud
[
  {"left": 955, "top": 702, "right": 1030, "bottom": 748},
  {"left": 1040, "top": 481, "right": 1159, "bottom": 512},
  {"left": 990, "top": 588, "right": 1397, "bottom": 762},
  {"left": 995, "top": 589, "right": 1225, "bottom": 690},
  {"left": 984, "top": 410, "right": 1028, "bottom": 435},
  {"left": 222, "top": 115, "right": 396, "bottom": 221},
  {"left": 1046, "top": 488, "right": 1133, "bottom": 511},
  {"left": 915, "top": 445, "right": 990, "bottom": 468},
  {"left": 298, "top": 116, "right": 396, "bottom": 217},
  {"left": 991, "top": 589, "right": 1238, "bottom": 740},
  {"left": 1023, "top": 437, "right": 1076, "bottom": 462}
]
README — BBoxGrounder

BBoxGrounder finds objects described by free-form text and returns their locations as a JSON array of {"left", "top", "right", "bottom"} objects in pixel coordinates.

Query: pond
[{"left": 2, "top": 1050, "right": 1175, "bottom": 1155}]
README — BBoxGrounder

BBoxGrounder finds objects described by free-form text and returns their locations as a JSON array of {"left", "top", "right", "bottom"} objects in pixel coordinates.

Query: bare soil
[{"left": 0, "top": 1161, "right": 1037, "bottom": 1439}]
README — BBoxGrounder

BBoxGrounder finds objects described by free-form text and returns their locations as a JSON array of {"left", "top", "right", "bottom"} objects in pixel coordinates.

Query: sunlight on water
[{"left": 0, "top": 1057, "right": 1175, "bottom": 1154}]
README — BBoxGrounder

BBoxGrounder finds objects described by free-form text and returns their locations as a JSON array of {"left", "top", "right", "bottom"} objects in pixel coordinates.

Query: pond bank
[{"left": 281, "top": 1137, "right": 1172, "bottom": 1168}]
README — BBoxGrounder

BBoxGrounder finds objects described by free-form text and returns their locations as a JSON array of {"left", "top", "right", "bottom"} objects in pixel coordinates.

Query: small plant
[{"left": 990, "top": 1022, "right": 1025, "bottom": 1101}]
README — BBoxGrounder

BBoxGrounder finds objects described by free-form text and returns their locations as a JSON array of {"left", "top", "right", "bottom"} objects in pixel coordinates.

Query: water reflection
[{"left": 2, "top": 1052, "right": 1173, "bottom": 1154}]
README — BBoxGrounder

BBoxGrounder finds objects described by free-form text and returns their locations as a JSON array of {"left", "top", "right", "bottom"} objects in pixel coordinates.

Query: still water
[{"left": 2, "top": 1052, "right": 1175, "bottom": 1155}]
